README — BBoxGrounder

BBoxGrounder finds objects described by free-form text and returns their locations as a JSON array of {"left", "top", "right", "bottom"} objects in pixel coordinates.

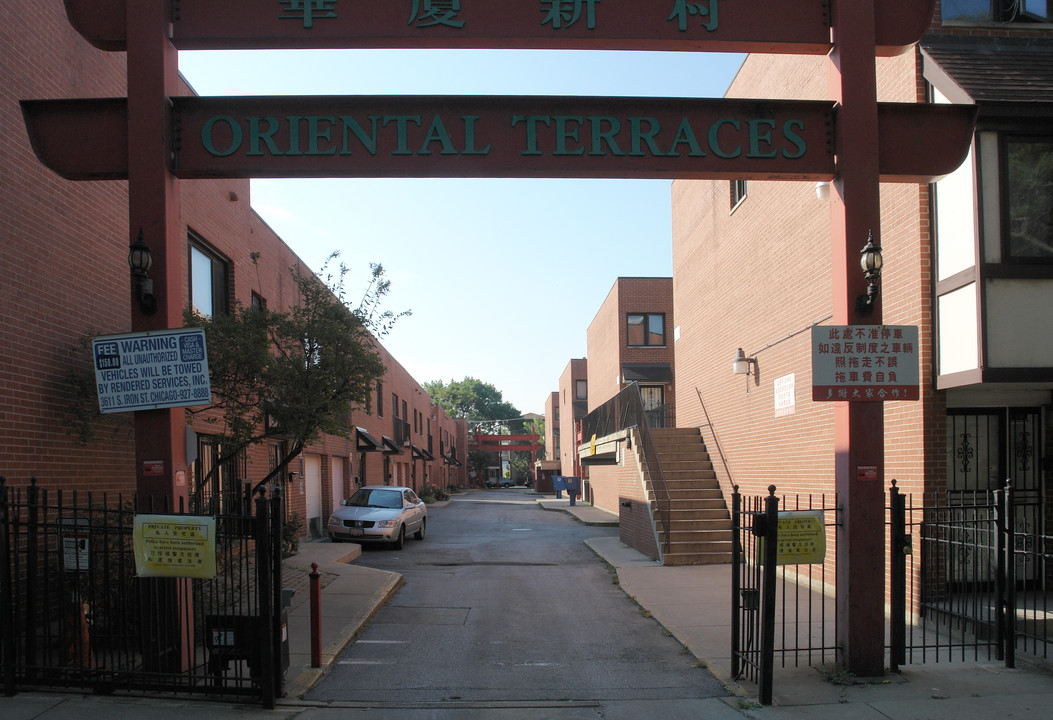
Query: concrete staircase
[{"left": 645, "top": 427, "right": 732, "bottom": 566}]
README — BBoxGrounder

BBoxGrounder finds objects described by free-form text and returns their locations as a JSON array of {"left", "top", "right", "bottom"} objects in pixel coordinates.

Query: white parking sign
[{"left": 92, "top": 328, "right": 210, "bottom": 413}]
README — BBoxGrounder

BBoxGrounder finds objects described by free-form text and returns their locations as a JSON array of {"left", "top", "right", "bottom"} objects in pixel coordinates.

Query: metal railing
[
  {"left": 695, "top": 387, "right": 735, "bottom": 489},
  {"left": 579, "top": 382, "right": 672, "bottom": 554},
  {"left": 1, "top": 476, "right": 286, "bottom": 706}
]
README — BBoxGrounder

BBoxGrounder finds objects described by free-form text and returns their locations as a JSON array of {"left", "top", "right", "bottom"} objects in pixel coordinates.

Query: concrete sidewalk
[
  {"left": 4, "top": 495, "right": 1053, "bottom": 719},
  {"left": 280, "top": 539, "right": 403, "bottom": 698},
  {"left": 536, "top": 496, "right": 1053, "bottom": 718}
]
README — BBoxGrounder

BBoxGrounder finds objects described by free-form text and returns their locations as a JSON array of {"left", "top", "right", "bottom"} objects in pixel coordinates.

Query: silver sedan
[{"left": 327, "top": 485, "right": 427, "bottom": 550}]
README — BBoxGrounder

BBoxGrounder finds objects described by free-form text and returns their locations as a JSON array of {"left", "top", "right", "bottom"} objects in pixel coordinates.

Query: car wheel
[
  {"left": 392, "top": 525, "right": 405, "bottom": 550},
  {"left": 414, "top": 519, "right": 426, "bottom": 541}
]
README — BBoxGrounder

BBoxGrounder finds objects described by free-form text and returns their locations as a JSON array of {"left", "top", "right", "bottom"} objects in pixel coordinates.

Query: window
[
  {"left": 1005, "top": 138, "right": 1053, "bottom": 261},
  {"left": 731, "top": 179, "right": 747, "bottom": 209},
  {"left": 627, "top": 313, "right": 666, "bottom": 347},
  {"left": 943, "top": 0, "right": 1051, "bottom": 22},
  {"left": 575, "top": 379, "right": 588, "bottom": 400},
  {"left": 376, "top": 382, "right": 383, "bottom": 417},
  {"left": 188, "top": 235, "right": 229, "bottom": 317},
  {"left": 251, "top": 291, "right": 266, "bottom": 311}
]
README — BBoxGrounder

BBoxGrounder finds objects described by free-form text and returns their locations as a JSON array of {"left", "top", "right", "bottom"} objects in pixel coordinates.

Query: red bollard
[{"left": 310, "top": 562, "right": 321, "bottom": 668}]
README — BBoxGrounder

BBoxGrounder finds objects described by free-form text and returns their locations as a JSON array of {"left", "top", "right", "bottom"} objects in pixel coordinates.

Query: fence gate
[
  {"left": 731, "top": 486, "right": 839, "bottom": 705},
  {"left": 1, "top": 477, "right": 286, "bottom": 707}
]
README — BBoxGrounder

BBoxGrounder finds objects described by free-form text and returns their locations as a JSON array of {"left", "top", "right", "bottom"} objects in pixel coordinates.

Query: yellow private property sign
[
  {"left": 133, "top": 515, "right": 217, "bottom": 579},
  {"left": 774, "top": 510, "right": 826, "bottom": 566}
]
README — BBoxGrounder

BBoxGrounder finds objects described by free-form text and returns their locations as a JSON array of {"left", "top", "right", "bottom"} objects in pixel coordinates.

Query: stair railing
[
  {"left": 580, "top": 382, "right": 672, "bottom": 554},
  {"left": 695, "top": 386, "right": 734, "bottom": 487}
]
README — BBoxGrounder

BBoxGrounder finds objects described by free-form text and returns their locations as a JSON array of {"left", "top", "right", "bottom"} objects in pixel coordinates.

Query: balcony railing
[{"left": 578, "top": 382, "right": 671, "bottom": 554}]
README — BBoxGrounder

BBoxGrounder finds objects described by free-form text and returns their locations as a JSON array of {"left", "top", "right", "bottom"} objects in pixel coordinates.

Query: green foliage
[
  {"left": 182, "top": 253, "right": 404, "bottom": 492},
  {"left": 282, "top": 512, "right": 305, "bottom": 558},
  {"left": 423, "top": 377, "right": 520, "bottom": 432},
  {"left": 420, "top": 482, "right": 449, "bottom": 504},
  {"left": 62, "top": 331, "right": 133, "bottom": 445},
  {"left": 63, "top": 252, "right": 406, "bottom": 499}
]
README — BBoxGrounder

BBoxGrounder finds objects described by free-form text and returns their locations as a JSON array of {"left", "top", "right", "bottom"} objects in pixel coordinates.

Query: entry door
[
  {"left": 947, "top": 409, "right": 1042, "bottom": 583},
  {"left": 304, "top": 453, "right": 323, "bottom": 538},
  {"left": 640, "top": 385, "right": 666, "bottom": 428},
  {"left": 331, "top": 457, "right": 345, "bottom": 516}
]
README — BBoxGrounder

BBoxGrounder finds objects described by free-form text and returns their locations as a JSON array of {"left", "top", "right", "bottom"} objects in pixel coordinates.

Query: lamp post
[{"left": 128, "top": 227, "right": 157, "bottom": 316}]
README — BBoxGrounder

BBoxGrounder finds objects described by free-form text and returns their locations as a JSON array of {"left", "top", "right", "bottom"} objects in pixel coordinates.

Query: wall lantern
[
  {"left": 128, "top": 227, "right": 157, "bottom": 316},
  {"left": 855, "top": 230, "right": 883, "bottom": 317},
  {"left": 732, "top": 348, "right": 755, "bottom": 376},
  {"left": 732, "top": 348, "right": 760, "bottom": 393}
]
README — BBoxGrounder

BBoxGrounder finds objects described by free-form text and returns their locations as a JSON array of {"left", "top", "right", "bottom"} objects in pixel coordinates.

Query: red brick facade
[
  {"left": 557, "top": 358, "right": 587, "bottom": 481},
  {"left": 1, "top": 1, "right": 467, "bottom": 538},
  {"left": 584, "top": 278, "right": 674, "bottom": 515}
]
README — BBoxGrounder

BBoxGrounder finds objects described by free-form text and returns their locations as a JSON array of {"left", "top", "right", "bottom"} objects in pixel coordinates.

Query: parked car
[{"left": 327, "top": 485, "right": 427, "bottom": 549}]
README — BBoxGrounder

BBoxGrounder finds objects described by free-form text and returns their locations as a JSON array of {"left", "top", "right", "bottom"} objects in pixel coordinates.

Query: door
[
  {"left": 947, "top": 408, "right": 1043, "bottom": 584},
  {"left": 640, "top": 385, "right": 666, "bottom": 428},
  {"left": 331, "top": 456, "right": 345, "bottom": 516},
  {"left": 305, "top": 453, "right": 323, "bottom": 538}
]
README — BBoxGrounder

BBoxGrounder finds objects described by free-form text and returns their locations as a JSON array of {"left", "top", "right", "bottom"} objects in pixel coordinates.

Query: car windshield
[{"left": 345, "top": 489, "right": 403, "bottom": 509}]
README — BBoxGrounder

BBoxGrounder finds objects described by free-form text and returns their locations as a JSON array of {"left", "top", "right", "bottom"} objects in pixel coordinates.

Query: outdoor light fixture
[
  {"left": 732, "top": 348, "right": 754, "bottom": 376},
  {"left": 732, "top": 348, "right": 759, "bottom": 393},
  {"left": 855, "top": 230, "right": 883, "bottom": 317},
  {"left": 128, "top": 227, "right": 157, "bottom": 316}
]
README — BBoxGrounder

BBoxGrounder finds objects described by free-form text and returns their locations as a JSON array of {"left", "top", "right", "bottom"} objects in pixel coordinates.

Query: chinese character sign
[
  {"left": 811, "top": 325, "right": 920, "bottom": 401},
  {"left": 133, "top": 515, "right": 217, "bottom": 579}
]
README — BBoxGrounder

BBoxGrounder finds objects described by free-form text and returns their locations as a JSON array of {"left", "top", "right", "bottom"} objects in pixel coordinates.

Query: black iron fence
[
  {"left": 1, "top": 477, "right": 286, "bottom": 706},
  {"left": 732, "top": 481, "right": 1050, "bottom": 705},
  {"left": 893, "top": 481, "right": 1052, "bottom": 667},
  {"left": 731, "top": 486, "right": 839, "bottom": 705}
]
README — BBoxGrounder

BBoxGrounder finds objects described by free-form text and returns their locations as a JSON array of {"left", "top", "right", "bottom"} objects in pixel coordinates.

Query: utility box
[{"left": 205, "top": 607, "right": 289, "bottom": 681}]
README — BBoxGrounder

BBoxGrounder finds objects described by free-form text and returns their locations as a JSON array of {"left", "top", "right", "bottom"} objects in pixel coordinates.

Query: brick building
[
  {"left": 556, "top": 358, "right": 588, "bottom": 482},
  {"left": 668, "top": 2, "right": 1053, "bottom": 589},
  {"left": 1, "top": 0, "right": 467, "bottom": 539},
  {"left": 582, "top": 278, "right": 675, "bottom": 515}
]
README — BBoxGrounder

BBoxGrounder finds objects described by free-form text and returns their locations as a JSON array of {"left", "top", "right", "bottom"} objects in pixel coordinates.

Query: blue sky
[{"left": 178, "top": 49, "right": 744, "bottom": 414}]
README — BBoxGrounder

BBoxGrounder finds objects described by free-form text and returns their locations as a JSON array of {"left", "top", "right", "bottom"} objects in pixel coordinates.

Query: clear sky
[{"left": 178, "top": 49, "right": 744, "bottom": 415}]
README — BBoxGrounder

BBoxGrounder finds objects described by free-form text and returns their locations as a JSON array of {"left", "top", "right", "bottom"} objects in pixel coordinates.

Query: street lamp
[
  {"left": 855, "top": 230, "right": 883, "bottom": 317},
  {"left": 128, "top": 227, "right": 157, "bottom": 315}
]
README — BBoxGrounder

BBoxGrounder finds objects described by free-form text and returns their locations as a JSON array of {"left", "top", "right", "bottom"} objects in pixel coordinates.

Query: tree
[
  {"left": 64, "top": 253, "right": 408, "bottom": 504},
  {"left": 425, "top": 378, "right": 531, "bottom": 485},
  {"left": 185, "top": 254, "right": 407, "bottom": 496},
  {"left": 424, "top": 377, "right": 520, "bottom": 433}
]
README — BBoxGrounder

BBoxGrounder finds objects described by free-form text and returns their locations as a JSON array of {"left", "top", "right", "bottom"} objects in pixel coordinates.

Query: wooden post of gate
[{"left": 828, "top": 0, "right": 886, "bottom": 676}]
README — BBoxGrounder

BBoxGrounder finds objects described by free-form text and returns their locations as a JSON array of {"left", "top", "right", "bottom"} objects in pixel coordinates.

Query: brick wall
[
  {"left": 1, "top": 1, "right": 468, "bottom": 536},
  {"left": 558, "top": 358, "right": 586, "bottom": 478},
  {"left": 1, "top": 0, "right": 133, "bottom": 493}
]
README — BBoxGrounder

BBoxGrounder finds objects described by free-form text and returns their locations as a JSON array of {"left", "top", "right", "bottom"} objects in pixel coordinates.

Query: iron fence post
[
  {"left": 1004, "top": 480, "right": 1016, "bottom": 669},
  {"left": 1, "top": 477, "right": 15, "bottom": 696},
  {"left": 730, "top": 485, "right": 741, "bottom": 680},
  {"left": 270, "top": 486, "right": 285, "bottom": 698},
  {"left": 24, "top": 479, "right": 38, "bottom": 676},
  {"left": 889, "top": 480, "right": 906, "bottom": 672},
  {"left": 255, "top": 488, "right": 276, "bottom": 709},
  {"left": 759, "top": 486, "right": 779, "bottom": 706}
]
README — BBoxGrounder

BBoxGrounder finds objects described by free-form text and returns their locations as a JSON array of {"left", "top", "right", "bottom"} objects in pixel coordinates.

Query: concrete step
[
  {"left": 652, "top": 497, "right": 727, "bottom": 510},
  {"left": 660, "top": 457, "right": 715, "bottom": 469},
  {"left": 665, "top": 529, "right": 733, "bottom": 543},
  {"left": 667, "top": 487, "right": 724, "bottom": 500},
  {"left": 662, "top": 551, "right": 733, "bottom": 566},
  {"left": 659, "top": 517, "right": 733, "bottom": 531},
  {"left": 668, "top": 508, "right": 731, "bottom": 521},
  {"left": 661, "top": 469, "right": 718, "bottom": 481},
  {"left": 664, "top": 539, "right": 733, "bottom": 555}
]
